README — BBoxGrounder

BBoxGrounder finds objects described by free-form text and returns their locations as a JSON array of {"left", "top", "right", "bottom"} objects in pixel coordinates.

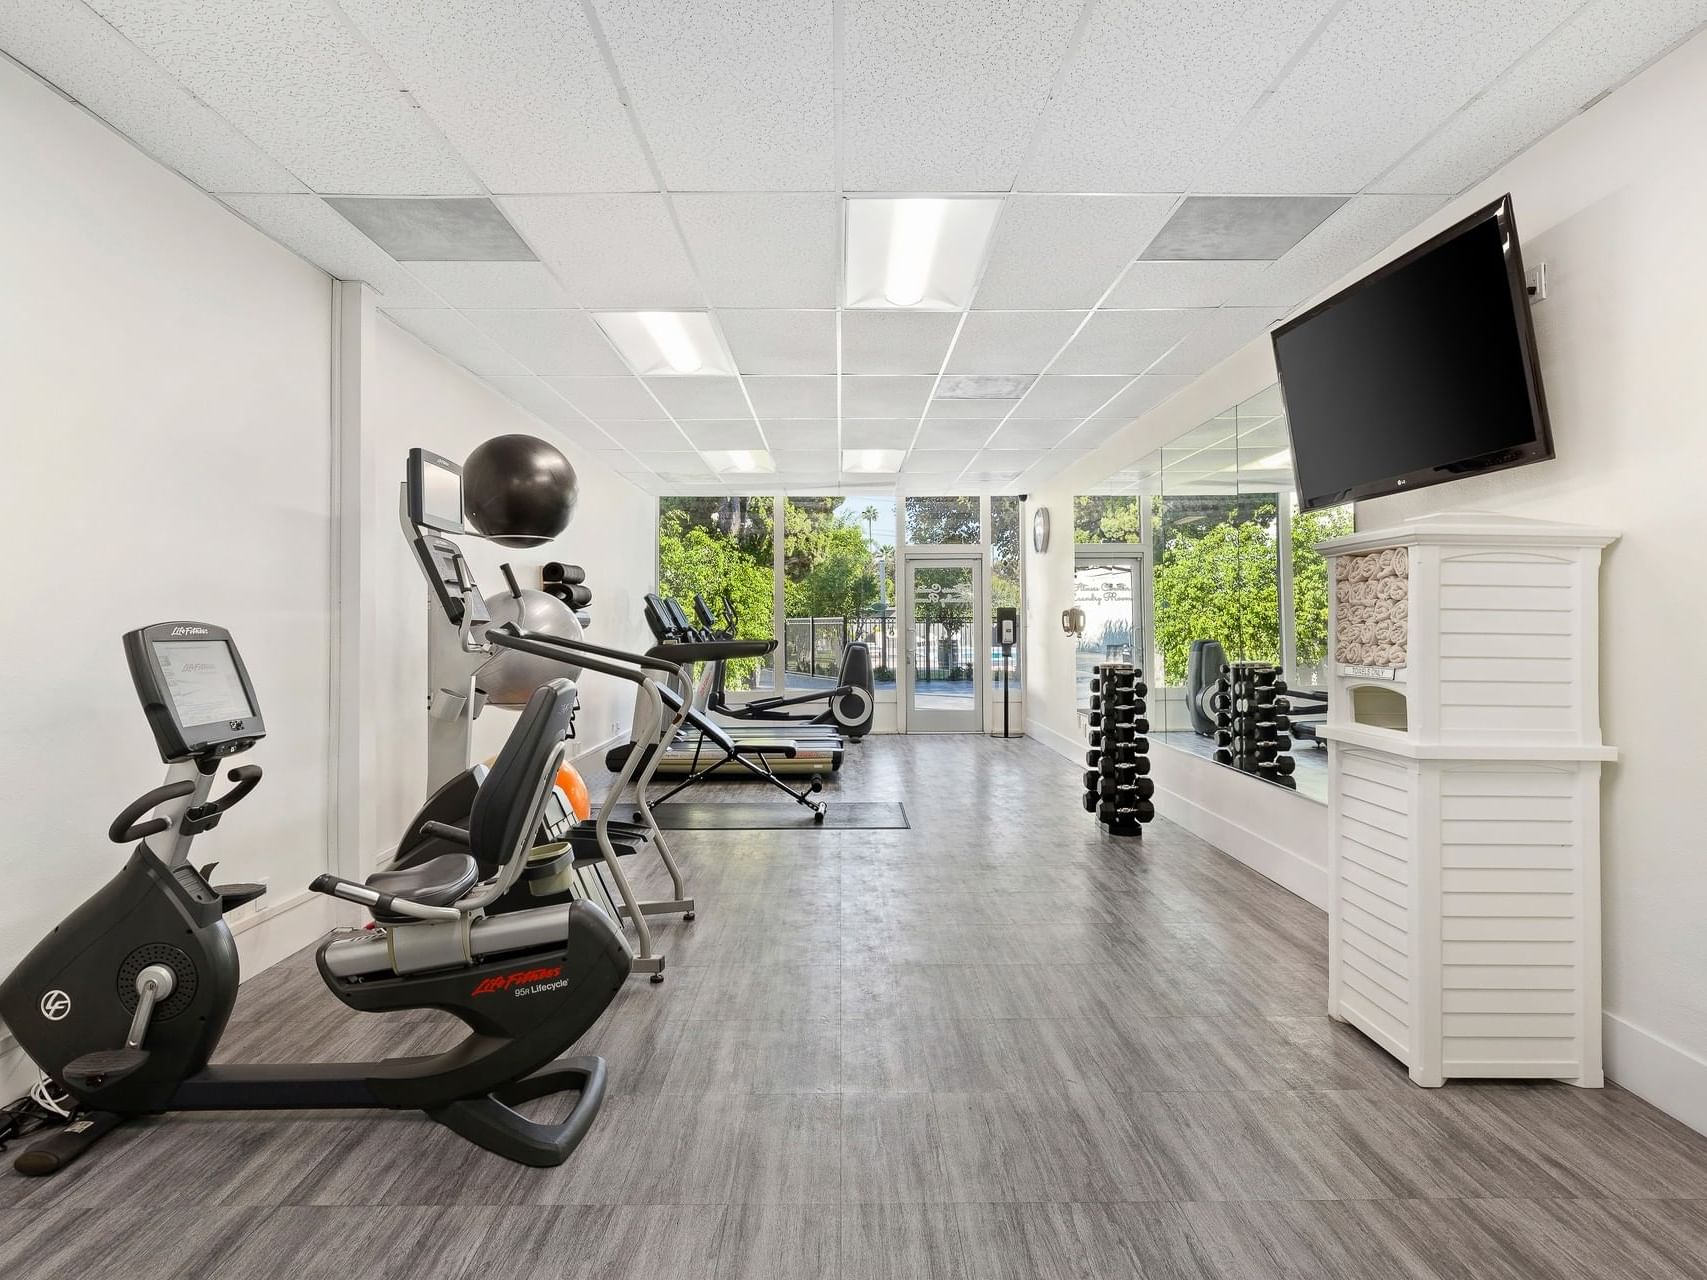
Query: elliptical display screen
[
  {"left": 408, "top": 448, "right": 465, "bottom": 535},
  {"left": 153, "top": 640, "right": 254, "bottom": 727}
]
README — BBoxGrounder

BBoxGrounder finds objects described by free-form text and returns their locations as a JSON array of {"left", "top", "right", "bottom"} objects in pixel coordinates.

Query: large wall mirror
[{"left": 1075, "top": 385, "right": 1351, "bottom": 803}]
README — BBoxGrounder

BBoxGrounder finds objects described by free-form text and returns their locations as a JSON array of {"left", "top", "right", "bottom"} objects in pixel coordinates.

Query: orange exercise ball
[{"left": 554, "top": 763, "right": 591, "bottom": 821}]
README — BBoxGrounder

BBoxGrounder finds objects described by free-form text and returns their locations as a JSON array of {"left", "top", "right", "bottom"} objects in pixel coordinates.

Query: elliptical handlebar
[{"left": 485, "top": 627, "right": 681, "bottom": 687}]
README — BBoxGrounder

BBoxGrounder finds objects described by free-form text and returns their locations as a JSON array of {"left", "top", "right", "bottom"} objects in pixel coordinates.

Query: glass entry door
[
  {"left": 902, "top": 555, "right": 984, "bottom": 732},
  {"left": 1074, "top": 555, "right": 1143, "bottom": 715}
]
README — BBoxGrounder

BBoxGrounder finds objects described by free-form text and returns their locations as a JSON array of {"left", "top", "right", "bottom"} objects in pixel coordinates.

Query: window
[
  {"left": 657, "top": 496, "right": 776, "bottom": 690},
  {"left": 1289, "top": 497, "right": 1353, "bottom": 691},
  {"left": 990, "top": 495, "right": 1023, "bottom": 694},
  {"left": 782, "top": 496, "right": 896, "bottom": 692},
  {"left": 904, "top": 495, "right": 979, "bottom": 544},
  {"left": 1073, "top": 494, "right": 1144, "bottom": 544}
]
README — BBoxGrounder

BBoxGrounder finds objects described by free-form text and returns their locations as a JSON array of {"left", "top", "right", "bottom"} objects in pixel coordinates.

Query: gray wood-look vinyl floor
[{"left": 5, "top": 735, "right": 1707, "bottom": 1278}]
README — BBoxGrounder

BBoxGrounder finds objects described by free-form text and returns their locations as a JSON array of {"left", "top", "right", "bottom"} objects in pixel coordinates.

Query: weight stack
[
  {"left": 1209, "top": 662, "right": 1297, "bottom": 790},
  {"left": 1081, "top": 662, "right": 1154, "bottom": 837}
]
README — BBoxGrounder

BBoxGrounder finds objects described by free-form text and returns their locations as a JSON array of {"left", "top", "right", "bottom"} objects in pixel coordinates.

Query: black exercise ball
[{"left": 463, "top": 434, "right": 578, "bottom": 548}]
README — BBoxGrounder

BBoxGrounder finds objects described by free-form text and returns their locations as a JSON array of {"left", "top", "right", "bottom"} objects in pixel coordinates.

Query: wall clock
[{"left": 1032, "top": 506, "right": 1050, "bottom": 552}]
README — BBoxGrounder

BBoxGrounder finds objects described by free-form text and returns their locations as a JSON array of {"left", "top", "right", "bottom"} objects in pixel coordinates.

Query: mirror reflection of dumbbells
[
  {"left": 1208, "top": 663, "right": 1298, "bottom": 790},
  {"left": 1082, "top": 664, "right": 1155, "bottom": 836}
]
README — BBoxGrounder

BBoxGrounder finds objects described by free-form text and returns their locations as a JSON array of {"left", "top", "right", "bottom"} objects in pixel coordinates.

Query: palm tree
[{"left": 861, "top": 506, "right": 888, "bottom": 616}]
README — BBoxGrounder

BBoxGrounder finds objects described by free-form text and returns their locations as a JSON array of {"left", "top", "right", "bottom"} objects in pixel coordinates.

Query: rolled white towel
[
  {"left": 1390, "top": 599, "right": 1408, "bottom": 622},
  {"left": 1335, "top": 557, "right": 1351, "bottom": 581},
  {"left": 1377, "top": 547, "right": 1396, "bottom": 575},
  {"left": 1337, "top": 582, "right": 1354, "bottom": 604},
  {"left": 1393, "top": 547, "right": 1409, "bottom": 577},
  {"left": 1370, "top": 601, "right": 1392, "bottom": 623},
  {"left": 1388, "top": 578, "right": 1408, "bottom": 601}
]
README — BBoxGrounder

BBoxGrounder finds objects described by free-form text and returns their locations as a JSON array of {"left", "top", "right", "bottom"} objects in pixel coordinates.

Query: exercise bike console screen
[
  {"left": 408, "top": 447, "right": 465, "bottom": 535},
  {"left": 155, "top": 641, "right": 253, "bottom": 726},
  {"left": 124, "top": 621, "right": 266, "bottom": 762}
]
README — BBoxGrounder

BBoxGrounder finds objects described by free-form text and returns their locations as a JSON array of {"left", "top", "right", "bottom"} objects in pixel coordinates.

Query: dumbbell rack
[
  {"left": 1211, "top": 662, "right": 1298, "bottom": 790},
  {"left": 1082, "top": 663, "right": 1154, "bottom": 836}
]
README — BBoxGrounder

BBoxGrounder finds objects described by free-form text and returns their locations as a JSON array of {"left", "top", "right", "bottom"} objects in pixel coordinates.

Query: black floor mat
[{"left": 651, "top": 802, "right": 909, "bottom": 830}]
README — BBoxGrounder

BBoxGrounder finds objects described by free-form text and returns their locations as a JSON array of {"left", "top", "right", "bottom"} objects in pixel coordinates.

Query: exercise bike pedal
[
  {"left": 61, "top": 1048, "right": 151, "bottom": 1091},
  {"left": 214, "top": 882, "right": 267, "bottom": 911}
]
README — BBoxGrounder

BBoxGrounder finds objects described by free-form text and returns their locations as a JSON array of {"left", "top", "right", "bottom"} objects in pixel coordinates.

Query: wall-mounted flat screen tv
[{"left": 1271, "top": 194, "right": 1553, "bottom": 511}]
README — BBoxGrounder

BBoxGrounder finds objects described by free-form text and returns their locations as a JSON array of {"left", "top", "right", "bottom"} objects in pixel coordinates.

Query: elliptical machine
[
  {"left": 0, "top": 621, "right": 630, "bottom": 1175},
  {"left": 392, "top": 444, "right": 694, "bottom": 981}
]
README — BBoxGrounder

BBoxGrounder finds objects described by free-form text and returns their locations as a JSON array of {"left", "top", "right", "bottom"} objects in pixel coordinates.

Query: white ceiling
[{"left": 5, "top": 0, "right": 1704, "bottom": 494}]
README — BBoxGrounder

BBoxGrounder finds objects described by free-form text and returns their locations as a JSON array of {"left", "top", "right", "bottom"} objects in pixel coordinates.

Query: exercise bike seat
[{"left": 365, "top": 854, "right": 479, "bottom": 919}]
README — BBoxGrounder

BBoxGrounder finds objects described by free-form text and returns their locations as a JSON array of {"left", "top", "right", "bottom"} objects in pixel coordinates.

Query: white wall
[
  {"left": 1036, "top": 29, "right": 1707, "bottom": 1130},
  {"left": 0, "top": 57, "right": 337, "bottom": 1093},
  {"left": 366, "top": 314, "right": 656, "bottom": 857},
  {"left": 0, "top": 56, "right": 659, "bottom": 1101}
]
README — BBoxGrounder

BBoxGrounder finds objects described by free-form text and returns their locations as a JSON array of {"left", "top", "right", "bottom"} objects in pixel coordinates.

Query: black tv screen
[{"left": 1271, "top": 194, "right": 1552, "bottom": 511}]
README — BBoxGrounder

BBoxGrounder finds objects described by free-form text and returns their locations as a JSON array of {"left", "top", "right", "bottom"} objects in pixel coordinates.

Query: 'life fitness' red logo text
[{"left": 471, "top": 966, "right": 563, "bottom": 997}]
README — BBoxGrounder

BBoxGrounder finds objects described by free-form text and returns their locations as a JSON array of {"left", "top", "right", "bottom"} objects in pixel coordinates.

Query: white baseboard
[
  {"left": 1028, "top": 719, "right": 1083, "bottom": 764},
  {"left": 1151, "top": 773, "right": 1330, "bottom": 910},
  {"left": 1604, "top": 1011, "right": 1707, "bottom": 1136}
]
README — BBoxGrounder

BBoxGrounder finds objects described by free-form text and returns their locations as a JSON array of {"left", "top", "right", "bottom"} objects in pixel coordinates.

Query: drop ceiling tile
[
  {"left": 744, "top": 376, "right": 838, "bottom": 419},
  {"left": 841, "top": 0, "right": 1084, "bottom": 190},
  {"left": 677, "top": 420, "right": 766, "bottom": 451},
  {"left": 596, "top": 421, "right": 693, "bottom": 452},
  {"left": 841, "top": 312, "right": 961, "bottom": 376},
  {"left": 1148, "top": 308, "right": 1284, "bottom": 375},
  {"left": 642, "top": 376, "right": 752, "bottom": 420},
  {"left": 554, "top": 422, "right": 630, "bottom": 456},
  {"left": 1104, "top": 261, "right": 1270, "bottom": 310},
  {"left": 944, "top": 311, "right": 1085, "bottom": 374},
  {"left": 717, "top": 310, "right": 837, "bottom": 374},
  {"left": 842, "top": 420, "right": 918, "bottom": 450},
  {"left": 405, "top": 263, "right": 573, "bottom": 308},
  {"left": 973, "top": 447, "right": 1044, "bottom": 469},
  {"left": 637, "top": 451, "right": 712, "bottom": 474},
  {"left": 902, "top": 450, "right": 977, "bottom": 475},
  {"left": 596, "top": 0, "right": 834, "bottom": 189},
  {"left": 673, "top": 194, "right": 840, "bottom": 308},
  {"left": 1230, "top": 195, "right": 1451, "bottom": 309},
  {"left": 842, "top": 376, "right": 936, "bottom": 419},
  {"left": 1070, "top": 417, "right": 1133, "bottom": 448},
  {"left": 381, "top": 308, "right": 528, "bottom": 376},
  {"left": 973, "top": 196, "right": 1178, "bottom": 310},
  {"left": 221, "top": 195, "right": 444, "bottom": 305},
  {"left": 501, "top": 196, "right": 701, "bottom": 309},
  {"left": 1193, "top": 0, "right": 1583, "bottom": 194},
  {"left": 924, "top": 397, "right": 1021, "bottom": 420},
  {"left": 914, "top": 418, "right": 1004, "bottom": 450},
  {"left": 85, "top": 0, "right": 476, "bottom": 194},
  {"left": 1051, "top": 310, "right": 1198, "bottom": 375},
  {"left": 761, "top": 421, "right": 840, "bottom": 450},
  {"left": 1011, "top": 375, "right": 1131, "bottom": 419},
  {"left": 1373, "top": 0, "right": 1707, "bottom": 195},
  {"left": 465, "top": 311, "right": 629, "bottom": 376},
  {"left": 2, "top": 0, "right": 306, "bottom": 193},
  {"left": 544, "top": 377, "right": 664, "bottom": 419},
  {"left": 481, "top": 375, "right": 586, "bottom": 430},
  {"left": 1141, "top": 196, "right": 1346, "bottom": 261},
  {"left": 335, "top": 0, "right": 649, "bottom": 193},
  {"left": 985, "top": 419, "right": 1082, "bottom": 450},
  {"left": 1018, "top": 0, "right": 1337, "bottom": 191},
  {"left": 1097, "top": 373, "right": 1197, "bottom": 419}
]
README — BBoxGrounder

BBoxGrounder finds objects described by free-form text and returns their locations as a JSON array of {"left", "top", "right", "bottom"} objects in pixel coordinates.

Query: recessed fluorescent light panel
[
  {"left": 845, "top": 197, "right": 1002, "bottom": 310},
  {"left": 703, "top": 449, "right": 775, "bottom": 475},
  {"left": 593, "top": 312, "right": 736, "bottom": 376},
  {"left": 841, "top": 449, "right": 906, "bottom": 474}
]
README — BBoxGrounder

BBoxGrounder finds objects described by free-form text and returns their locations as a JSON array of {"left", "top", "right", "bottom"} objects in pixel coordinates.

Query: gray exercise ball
[{"left": 476, "top": 586, "right": 584, "bottom": 707}]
